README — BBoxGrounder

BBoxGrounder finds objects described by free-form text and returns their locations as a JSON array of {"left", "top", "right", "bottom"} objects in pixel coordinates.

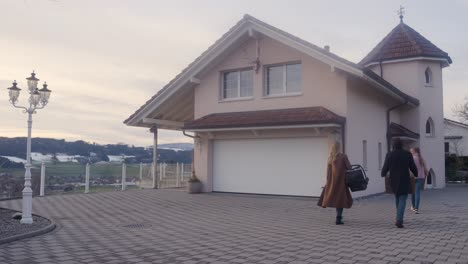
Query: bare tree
[{"left": 454, "top": 97, "right": 468, "bottom": 124}]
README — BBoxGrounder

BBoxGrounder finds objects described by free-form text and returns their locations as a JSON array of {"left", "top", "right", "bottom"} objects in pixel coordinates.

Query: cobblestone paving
[{"left": 0, "top": 185, "right": 467, "bottom": 264}]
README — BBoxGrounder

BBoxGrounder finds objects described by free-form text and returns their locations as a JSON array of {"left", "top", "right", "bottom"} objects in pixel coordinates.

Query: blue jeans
[
  {"left": 395, "top": 194, "right": 408, "bottom": 222},
  {"left": 411, "top": 179, "right": 423, "bottom": 210}
]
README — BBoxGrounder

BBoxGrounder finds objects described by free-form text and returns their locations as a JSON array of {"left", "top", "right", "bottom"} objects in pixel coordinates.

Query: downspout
[
  {"left": 183, "top": 130, "right": 200, "bottom": 139},
  {"left": 386, "top": 100, "right": 408, "bottom": 152}
]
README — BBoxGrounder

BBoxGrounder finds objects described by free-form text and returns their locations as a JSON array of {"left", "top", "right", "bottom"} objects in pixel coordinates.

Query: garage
[{"left": 213, "top": 137, "right": 329, "bottom": 196}]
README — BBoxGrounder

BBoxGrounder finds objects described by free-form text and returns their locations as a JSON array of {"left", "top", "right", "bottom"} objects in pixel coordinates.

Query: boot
[
  {"left": 336, "top": 216, "right": 344, "bottom": 225},
  {"left": 395, "top": 220, "right": 404, "bottom": 228}
]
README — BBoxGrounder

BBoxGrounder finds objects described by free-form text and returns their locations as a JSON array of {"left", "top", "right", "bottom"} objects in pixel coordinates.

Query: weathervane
[{"left": 397, "top": 5, "right": 405, "bottom": 23}]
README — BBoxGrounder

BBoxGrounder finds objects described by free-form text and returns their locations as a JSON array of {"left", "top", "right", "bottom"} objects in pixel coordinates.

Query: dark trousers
[
  {"left": 336, "top": 208, "right": 343, "bottom": 218},
  {"left": 395, "top": 194, "right": 408, "bottom": 222}
]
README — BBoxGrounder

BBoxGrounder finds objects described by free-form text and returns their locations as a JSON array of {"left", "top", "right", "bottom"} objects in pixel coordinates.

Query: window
[
  {"left": 222, "top": 69, "right": 253, "bottom": 99},
  {"left": 266, "top": 63, "right": 301, "bottom": 95},
  {"left": 426, "top": 117, "right": 434, "bottom": 137},
  {"left": 378, "top": 142, "right": 382, "bottom": 169},
  {"left": 424, "top": 67, "right": 432, "bottom": 86},
  {"left": 363, "top": 140, "right": 367, "bottom": 170},
  {"left": 444, "top": 142, "right": 450, "bottom": 154}
]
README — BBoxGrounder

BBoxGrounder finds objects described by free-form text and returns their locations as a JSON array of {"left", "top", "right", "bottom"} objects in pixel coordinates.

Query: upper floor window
[
  {"left": 426, "top": 117, "right": 434, "bottom": 137},
  {"left": 266, "top": 62, "right": 301, "bottom": 96},
  {"left": 222, "top": 68, "right": 253, "bottom": 100},
  {"left": 424, "top": 67, "right": 432, "bottom": 86}
]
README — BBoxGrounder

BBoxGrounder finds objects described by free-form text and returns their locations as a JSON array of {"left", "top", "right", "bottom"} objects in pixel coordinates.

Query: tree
[{"left": 455, "top": 97, "right": 468, "bottom": 124}]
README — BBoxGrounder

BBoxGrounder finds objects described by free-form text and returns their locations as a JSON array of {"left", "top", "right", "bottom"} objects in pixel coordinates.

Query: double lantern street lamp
[{"left": 7, "top": 72, "right": 52, "bottom": 224}]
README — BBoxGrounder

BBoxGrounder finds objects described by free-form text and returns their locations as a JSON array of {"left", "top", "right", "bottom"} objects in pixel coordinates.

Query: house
[
  {"left": 445, "top": 118, "right": 468, "bottom": 157},
  {"left": 125, "top": 14, "right": 452, "bottom": 197}
]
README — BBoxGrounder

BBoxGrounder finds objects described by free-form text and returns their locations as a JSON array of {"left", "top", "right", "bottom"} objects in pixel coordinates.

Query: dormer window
[
  {"left": 424, "top": 67, "right": 432, "bottom": 86},
  {"left": 426, "top": 117, "right": 434, "bottom": 137},
  {"left": 222, "top": 68, "right": 253, "bottom": 100}
]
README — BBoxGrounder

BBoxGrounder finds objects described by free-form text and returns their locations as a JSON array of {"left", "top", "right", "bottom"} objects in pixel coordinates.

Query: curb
[{"left": 0, "top": 215, "right": 56, "bottom": 245}]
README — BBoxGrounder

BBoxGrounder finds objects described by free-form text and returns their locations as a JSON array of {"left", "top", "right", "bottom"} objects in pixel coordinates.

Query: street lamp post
[{"left": 7, "top": 71, "right": 52, "bottom": 224}]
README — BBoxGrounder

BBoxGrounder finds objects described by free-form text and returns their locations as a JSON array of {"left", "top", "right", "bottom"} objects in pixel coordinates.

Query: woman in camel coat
[{"left": 317, "top": 142, "right": 353, "bottom": 225}]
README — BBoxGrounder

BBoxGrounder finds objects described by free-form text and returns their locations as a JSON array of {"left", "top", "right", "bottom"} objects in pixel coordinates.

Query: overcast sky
[{"left": 1, "top": 0, "right": 467, "bottom": 147}]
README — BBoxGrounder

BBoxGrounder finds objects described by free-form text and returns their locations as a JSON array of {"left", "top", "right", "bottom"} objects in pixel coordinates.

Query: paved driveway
[{"left": 1, "top": 185, "right": 467, "bottom": 264}]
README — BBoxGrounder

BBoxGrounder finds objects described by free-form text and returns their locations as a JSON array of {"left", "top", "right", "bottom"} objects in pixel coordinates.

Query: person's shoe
[
  {"left": 410, "top": 206, "right": 416, "bottom": 212},
  {"left": 414, "top": 208, "right": 419, "bottom": 214},
  {"left": 336, "top": 217, "right": 344, "bottom": 225},
  {"left": 395, "top": 220, "right": 404, "bottom": 228}
]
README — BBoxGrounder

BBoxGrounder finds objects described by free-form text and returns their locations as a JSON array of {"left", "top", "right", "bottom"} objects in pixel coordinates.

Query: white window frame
[
  {"left": 220, "top": 68, "right": 253, "bottom": 101},
  {"left": 424, "top": 67, "right": 433, "bottom": 87},
  {"left": 426, "top": 117, "right": 435, "bottom": 137},
  {"left": 264, "top": 62, "right": 302, "bottom": 97}
]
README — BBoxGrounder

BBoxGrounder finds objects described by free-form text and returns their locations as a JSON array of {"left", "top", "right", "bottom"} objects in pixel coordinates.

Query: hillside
[{"left": 0, "top": 137, "right": 193, "bottom": 165}]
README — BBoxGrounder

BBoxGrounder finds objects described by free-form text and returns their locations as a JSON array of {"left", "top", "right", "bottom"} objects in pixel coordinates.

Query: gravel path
[{"left": 0, "top": 207, "right": 51, "bottom": 241}]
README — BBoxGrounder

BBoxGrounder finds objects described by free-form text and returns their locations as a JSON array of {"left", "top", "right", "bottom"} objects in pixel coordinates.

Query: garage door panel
[{"left": 213, "top": 137, "right": 328, "bottom": 196}]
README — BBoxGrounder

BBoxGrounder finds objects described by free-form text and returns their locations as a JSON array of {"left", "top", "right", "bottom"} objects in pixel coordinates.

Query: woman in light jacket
[
  {"left": 317, "top": 142, "right": 353, "bottom": 225},
  {"left": 410, "top": 147, "right": 428, "bottom": 214}
]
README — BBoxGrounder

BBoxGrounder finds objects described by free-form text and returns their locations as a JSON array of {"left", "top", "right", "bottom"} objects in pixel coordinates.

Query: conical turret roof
[{"left": 360, "top": 22, "right": 452, "bottom": 66}]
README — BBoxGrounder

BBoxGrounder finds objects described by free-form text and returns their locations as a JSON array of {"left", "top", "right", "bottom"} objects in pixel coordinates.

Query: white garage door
[{"left": 213, "top": 137, "right": 328, "bottom": 196}]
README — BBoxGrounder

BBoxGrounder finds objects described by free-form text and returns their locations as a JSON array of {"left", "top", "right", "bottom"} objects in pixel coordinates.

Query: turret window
[
  {"left": 424, "top": 67, "right": 432, "bottom": 86},
  {"left": 426, "top": 117, "right": 435, "bottom": 137}
]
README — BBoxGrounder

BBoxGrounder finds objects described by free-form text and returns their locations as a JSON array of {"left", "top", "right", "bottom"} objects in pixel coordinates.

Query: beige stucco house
[{"left": 125, "top": 15, "right": 452, "bottom": 197}]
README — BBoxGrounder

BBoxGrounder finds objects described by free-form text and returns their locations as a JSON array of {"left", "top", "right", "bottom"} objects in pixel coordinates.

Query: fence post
[
  {"left": 122, "top": 163, "right": 127, "bottom": 191},
  {"left": 176, "top": 163, "right": 180, "bottom": 187},
  {"left": 40, "top": 162, "right": 45, "bottom": 197},
  {"left": 139, "top": 162, "right": 143, "bottom": 182},
  {"left": 85, "top": 163, "right": 90, "bottom": 194},
  {"left": 151, "top": 163, "right": 156, "bottom": 188},
  {"left": 181, "top": 163, "right": 185, "bottom": 183}
]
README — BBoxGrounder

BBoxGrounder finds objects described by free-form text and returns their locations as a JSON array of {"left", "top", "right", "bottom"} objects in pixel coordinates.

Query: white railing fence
[{"left": 34, "top": 162, "right": 192, "bottom": 196}]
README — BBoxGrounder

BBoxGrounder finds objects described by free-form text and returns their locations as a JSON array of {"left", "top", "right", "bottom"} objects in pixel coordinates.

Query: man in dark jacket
[{"left": 381, "top": 138, "right": 418, "bottom": 228}]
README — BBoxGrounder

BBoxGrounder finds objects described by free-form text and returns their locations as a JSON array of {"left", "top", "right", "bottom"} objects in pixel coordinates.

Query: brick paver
[{"left": 0, "top": 185, "right": 467, "bottom": 264}]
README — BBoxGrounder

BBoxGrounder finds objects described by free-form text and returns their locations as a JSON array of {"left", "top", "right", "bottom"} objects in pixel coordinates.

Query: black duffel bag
[{"left": 346, "top": 164, "right": 369, "bottom": 192}]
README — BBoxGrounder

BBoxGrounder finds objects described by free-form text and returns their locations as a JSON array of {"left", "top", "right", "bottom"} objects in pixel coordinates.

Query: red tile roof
[
  {"left": 360, "top": 22, "right": 452, "bottom": 66},
  {"left": 183, "top": 107, "right": 345, "bottom": 130}
]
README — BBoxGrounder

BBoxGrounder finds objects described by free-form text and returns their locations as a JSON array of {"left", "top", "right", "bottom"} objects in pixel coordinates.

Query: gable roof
[
  {"left": 183, "top": 107, "right": 345, "bottom": 130},
  {"left": 445, "top": 118, "right": 468, "bottom": 129},
  {"left": 125, "top": 15, "right": 419, "bottom": 127},
  {"left": 360, "top": 22, "right": 452, "bottom": 67},
  {"left": 389, "top": 122, "right": 419, "bottom": 139}
]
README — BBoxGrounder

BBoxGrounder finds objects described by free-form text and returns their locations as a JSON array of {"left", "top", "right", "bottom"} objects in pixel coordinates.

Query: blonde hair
[
  {"left": 328, "top": 142, "right": 341, "bottom": 164},
  {"left": 412, "top": 147, "right": 426, "bottom": 168}
]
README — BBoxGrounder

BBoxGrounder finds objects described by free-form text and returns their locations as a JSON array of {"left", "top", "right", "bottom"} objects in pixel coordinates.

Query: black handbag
[{"left": 346, "top": 164, "right": 369, "bottom": 192}]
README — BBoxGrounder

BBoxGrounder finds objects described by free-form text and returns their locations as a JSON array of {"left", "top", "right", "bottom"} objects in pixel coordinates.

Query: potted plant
[{"left": 187, "top": 172, "right": 202, "bottom": 194}]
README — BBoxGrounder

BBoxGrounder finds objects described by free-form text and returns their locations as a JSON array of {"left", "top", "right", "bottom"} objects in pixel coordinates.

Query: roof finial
[{"left": 397, "top": 5, "right": 405, "bottom": 23}]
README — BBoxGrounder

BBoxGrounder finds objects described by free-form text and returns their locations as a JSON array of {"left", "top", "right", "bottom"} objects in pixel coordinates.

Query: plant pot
[{"left": 187, "top": 181, "right": 202, "bottom": 194}]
